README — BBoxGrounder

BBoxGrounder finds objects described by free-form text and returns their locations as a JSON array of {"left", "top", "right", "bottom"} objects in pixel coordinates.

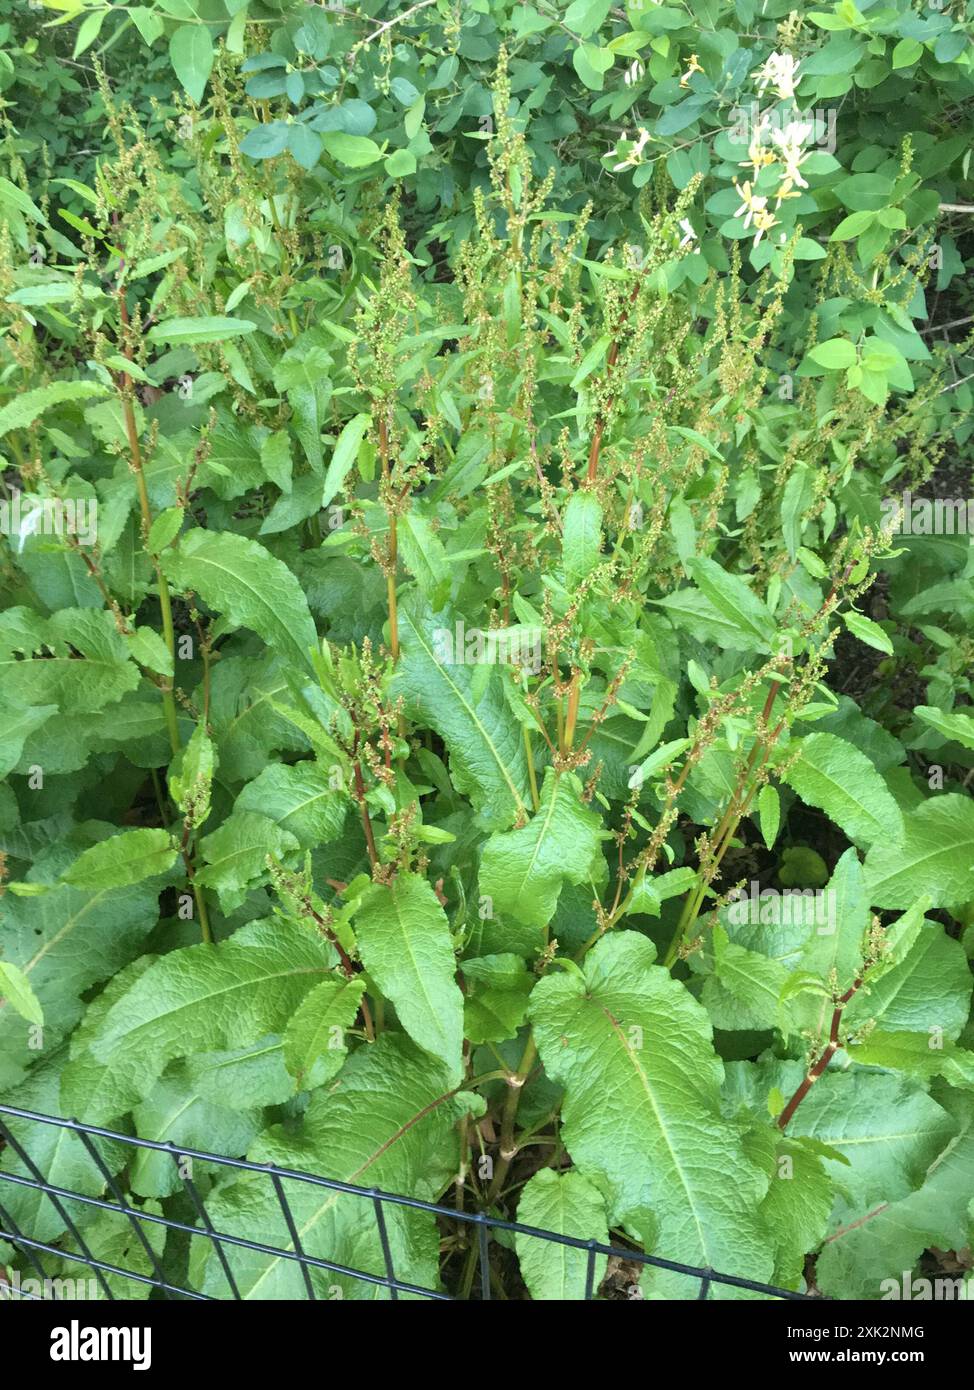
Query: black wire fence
[{"left": 0, "top": 1104, "right": 816, "bottom": 1302}]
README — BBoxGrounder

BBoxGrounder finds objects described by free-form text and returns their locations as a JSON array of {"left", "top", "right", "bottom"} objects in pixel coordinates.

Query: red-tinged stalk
[
  {"left": 776, "top": 974, "right": 865, "bottom": 1129},
  {"left": 116, "top": 288, "right": 180, "bottom": 757}
]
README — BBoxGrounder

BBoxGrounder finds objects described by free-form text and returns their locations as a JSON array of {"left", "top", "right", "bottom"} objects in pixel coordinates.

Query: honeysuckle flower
[
  {"left": 733, "top": 180, "right": 778, "bottom": 245},
  {"left": 624, "top": 58, "right": 645, "bottom": 87},
  {"left": 741, "top": 133, "right": 776, "bottom": 181},
  {"left": 679, "top": 53, "right": 704, "bottom": 88},
  {"left": 752, "top": 51, "right": 800, "bottom": 101},
  {"left": 773, "top": 181, "right": 803, "bottom": 208},
  {"left": 732, "top": 179, "right": 767, "bottom": 229},
  {"left": 776, "top": 118, "right": 815, "bottom": 147},
  {"left": 772, "top": 122, "right": 812, "bottom": 190},
  {"left": 611, "top": 126, "right": 651, "bottom": 171},
  {"left": 750, "top": 207, "right": 779, "bottom": 246}
]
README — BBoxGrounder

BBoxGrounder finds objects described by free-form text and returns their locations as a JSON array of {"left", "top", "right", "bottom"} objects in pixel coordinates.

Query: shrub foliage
[{"left": 0, "top": 0, "right": 972, "bottom": 1300}]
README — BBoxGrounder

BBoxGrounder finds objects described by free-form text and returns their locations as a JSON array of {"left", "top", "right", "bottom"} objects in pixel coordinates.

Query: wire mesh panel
[{"left": 0, "top": 1104, "right": 816, "bottom": 1302}]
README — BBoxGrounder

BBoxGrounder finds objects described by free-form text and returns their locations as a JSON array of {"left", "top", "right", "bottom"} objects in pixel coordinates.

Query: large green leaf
[
  {"left": 758, "top": 1138, "right": 834, "bottom": 1289},
  {"left": 845, "top": 921, "right": 972, "bottom": 1040},
  {"left": 273, "top": 347, "right": 332, "bottom": 474},
  {"left": 478, "top": 769, "right": 604, "bottom": 932},
  {"left": 699, "top": 920, "right": 792, "bottom": 1033},
  {"left": 653, "top": 587, "right": 769, "bottom": 653},
  {"left": 686, "top": 556, "right": 774, "bottom": 650},
  {"left": 168, "top": 24, "right": 214, "bottom": 105},
  {"left": 0, "top": 1054, "right": 126, "bottom": 1243},
  {"left": 913, "top": 704, "right": 974, "bottom": 751},
  {"left": 529, "top": 932, "right": 774, "bottom": 1295},
  {"left": 0, "top": 608, "right": 140, "bottom": 713},
  {"left": 863, "top": 794, "right": 974, "bottom": 908},
  {"left": 742, "top": 1063, "right": 958, "bottom": 1222},
  {"left": 82, "top": 920, "right": 336, "bottom": 1111},
  {"left": 844, "top": 1031, "right": 974, "bottom": 1090},
  {"left": 196, "top": 810, "right": 300, "bottom": 911},
  {"left": 60, "top": 956, "right": 159, "bottom": 1125},
  {"left": 515, "top": 1169, "right": 609, "bottom": 1300},
  {"left": 781, "top": 732, "right": 904, "bottom": 847},
  {"left": 789, "top": 847, "right": 870, "bottom": 1039},
  {"left": 234, "top": 762, "right": 348, "bottom": 849},
  {"left": 353, "top": 874, "right": 464, "bottom": 1082},
  {"left": 0, "top": 699, "right": 57, "bottom": 778},
  {"left": 195, "top": 1036, "right": 479, "bottom": 1298},
  {"left": 561, "top": 492, "right": 603, "bottom": 582},
  {"left": 0, "top": 878, "right": 162, "bottom": 1093},
  {"left": 816, "top": 1090, "right": 974, "bottom": 1298},
  {"left": 322, "top": 412, "right": 370, "bottom": 506},
  {"left": 0, "top": 960, "right": 43, "bottom": 1026},
  {"left": 162, "top": 530, "right": 319, "bottom": 676},
  {"left": 392, "top": 601, "right": 528, "bottom": 830},
  {"left": 130, "top": 1068, "right": 261, "bottom": 1198},
  {"left": 0, "top": 381, "right": 109, "bottom": 438},
  {"left": 147, "top": 315, "right": 254, "bottom": 346},
  {"left": 62, "top": 828, "right": 178, "bottom": 891},
  {"left": 282, "top": 975, "right": 365, "bottom": 1088}
]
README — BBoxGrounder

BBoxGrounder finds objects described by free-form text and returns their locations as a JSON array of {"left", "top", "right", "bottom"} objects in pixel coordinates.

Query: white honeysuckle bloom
[
  {"left": 742, "top": 133, "right": 776, "bottom": 180},
  {"left": 775, "top": 118, "right": 815, "bottom": 148},
  {"left": 751, "top": 208, "right": 779, "bottom": 246},
  {"left": 772, "top": 121, "right": 813, "bottom": 190},
  {"left": 773, "top": 180, "right": 803, "bottom": 207},
  {"left": 624, "top": 59, "right": 645, "bottom": 87},
  {"left": 679, "top": 53, "right": 704, "bottom": 88},
  {"left": 733, "top": 180, "right": 779, "bottom": 245},
  {"left": 774, "top": 149, "right": 810, "bottom": 192},
  {"left": 752, "top": 51, "right": 801, "bottom": 101},
  {"left": 612, "top": 126, "right": 651, "bottom": 171},
  {"left": 732, "top": 179, "right": 767, "bottom": 229}
]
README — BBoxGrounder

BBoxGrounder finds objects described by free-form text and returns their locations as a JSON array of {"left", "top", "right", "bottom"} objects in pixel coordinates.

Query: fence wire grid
[{"left": 0, "top": 1104, "right": 817, "bottom": 1302}]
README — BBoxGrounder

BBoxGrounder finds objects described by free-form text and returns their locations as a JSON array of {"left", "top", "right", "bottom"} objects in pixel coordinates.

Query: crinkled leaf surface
[
  {"left": 515, "top": 1169, "right": 609, "bottom": 1300},
  {"left": 162, "top": 530, "right": 318, "bottom": 675},
  {"left": 83, "top": 920, "right": 335, "bottom": 1111},
  {"left": 392, "top": 601, "right": 528, "bottom": 830},
  {"left": 196, "top": 1036, "right": 479, "bottom": 1298},
  {"left": 478, "top": 769, "right": 604, "bottom": 931},
  {"left": 353, "top": 874, "right": 464, "bottom": 1082},
  {"left": 529, "top": 932, "right": 774, "bottom": 1294}
]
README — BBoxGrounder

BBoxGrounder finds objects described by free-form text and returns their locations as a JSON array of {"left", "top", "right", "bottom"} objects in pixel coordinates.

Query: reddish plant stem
[
  {"left": 300, "top": 898, "right": 374, "bottom": 1040},
  {"left": 115, "top": 286, "right": 181, "bottom": 756},
  {"left": 586, "top": 339, "right": 620, "bottom": 483},
  {"left": 178, "top": 819, "right": 213, "bottom": 945},
  {"left": 562, "top": 669, "right": 581, "bottom": 752},
  {"left": 378, "top": 415, "right": 400, "bottom": 661},
  {"left": 776, "top": 975, "right": 864, "bottom": 1130},
  {"left": 352, "top": 750, "right": 379, "bottom": 869}
]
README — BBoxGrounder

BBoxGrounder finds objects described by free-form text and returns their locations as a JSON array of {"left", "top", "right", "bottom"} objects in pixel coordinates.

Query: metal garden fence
[{"left": 0, "top": 1104, "right": 816, "bottom": 1302}]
